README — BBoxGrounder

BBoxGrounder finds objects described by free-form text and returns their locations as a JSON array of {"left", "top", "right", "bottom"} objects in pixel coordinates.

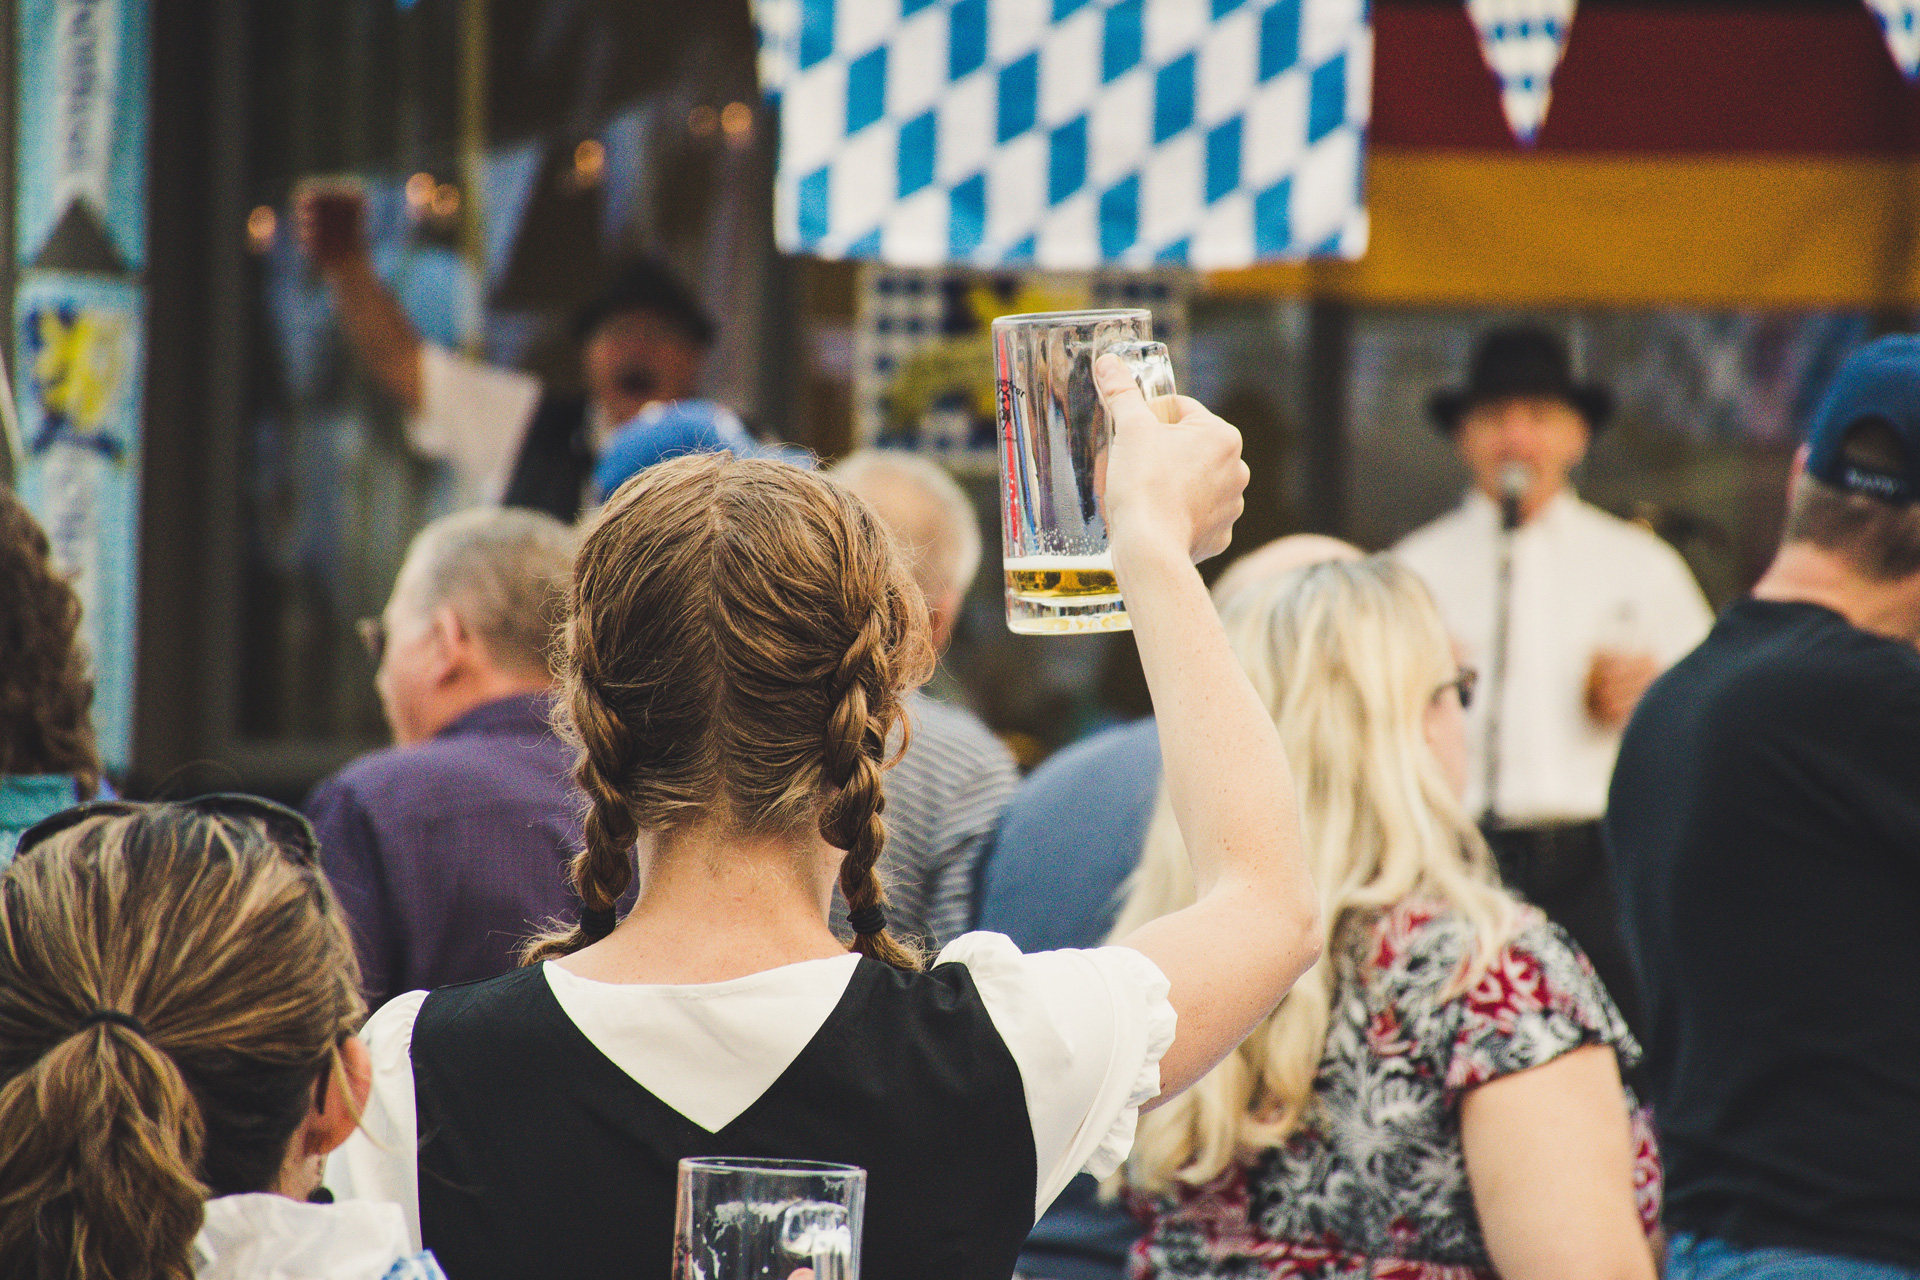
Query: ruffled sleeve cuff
[
  {"left": 935, "top": 933, "right": 1178, "bottom": 1217},
  {"left": 1080, "top": 945, "right": 1177, "bottom": 1181}
]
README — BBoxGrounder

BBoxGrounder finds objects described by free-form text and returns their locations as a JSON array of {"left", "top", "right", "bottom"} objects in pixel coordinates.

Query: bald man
[
  {"left": 978, "top": 533, "right": 1359, "bottom": 1280},
  {"left": 828, "top": 451, "right": 1020, "bottom": 951}
]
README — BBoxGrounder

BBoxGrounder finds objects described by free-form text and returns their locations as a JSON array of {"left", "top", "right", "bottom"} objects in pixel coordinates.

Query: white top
[
  {"left": 327, "top": 933, "right": 1176, "bottom": 1249},
  {"left": 407, "top": 344, "right": 627, "bottom": 509},
  {"left": 192, "top": 1194, "right": 442, "bottom": 1280},
  {"left": 405, "top": 343, "right": 544, "bottom": 507},
  {"left": 1395, "top": 490, "right": 1714, "bottom": 823}
]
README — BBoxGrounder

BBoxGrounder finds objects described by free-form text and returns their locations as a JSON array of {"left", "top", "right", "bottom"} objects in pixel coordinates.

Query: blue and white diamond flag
[
  {"left": 755, "top": 0, "right": 1369, "bottom": 269},
  {"left": 1466, "top": 0, "right": 1576, "bottom": 144},
  {"left": 1865, "top": 0, "right": 1920, "bottom": 77}
]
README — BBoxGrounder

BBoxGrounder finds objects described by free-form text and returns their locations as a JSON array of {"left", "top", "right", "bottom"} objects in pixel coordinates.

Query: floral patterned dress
[{"left": 1130, "top": 901, "right": 1662, "bottom": 1280}]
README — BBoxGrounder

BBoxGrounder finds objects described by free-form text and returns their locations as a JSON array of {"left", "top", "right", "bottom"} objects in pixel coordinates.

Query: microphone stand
[{"left": 1481, "top": 483, "right": 1524, "bottom": 830}]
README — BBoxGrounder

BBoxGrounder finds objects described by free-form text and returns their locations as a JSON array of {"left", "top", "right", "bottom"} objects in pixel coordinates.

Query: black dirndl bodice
[{"left": 410, "top": 958, "right": 1036, "bottom": 1280}]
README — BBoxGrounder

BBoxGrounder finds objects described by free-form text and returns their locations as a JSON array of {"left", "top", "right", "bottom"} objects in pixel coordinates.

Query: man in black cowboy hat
[
  {"left": 1396, "top": 324, "right": 1711, "bottom": 1045},
  {"left": 299, "top": 185, "right": 718, "bottom": 521}
]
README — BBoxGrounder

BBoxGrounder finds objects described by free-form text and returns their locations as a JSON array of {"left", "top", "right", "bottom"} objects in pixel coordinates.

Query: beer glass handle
[{"left": 1100, "top": 340, "right": 1178, "bottom": 424}]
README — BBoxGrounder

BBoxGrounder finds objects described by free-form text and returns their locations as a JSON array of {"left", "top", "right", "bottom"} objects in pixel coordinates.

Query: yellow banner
[{"left": 1212, "top": 149, "right": 1920, "bottom": 308}]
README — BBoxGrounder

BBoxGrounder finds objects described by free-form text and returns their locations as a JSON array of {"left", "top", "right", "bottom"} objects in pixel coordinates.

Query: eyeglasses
[
  {"left": 14, "top": 794, "right": 321, "bottom": 866},
  {"left": 356, "top": 616, "right": 386, "bottom": 666},
  {"left": 1437, "top": 665, "right": 1479, "bottom": 710}
]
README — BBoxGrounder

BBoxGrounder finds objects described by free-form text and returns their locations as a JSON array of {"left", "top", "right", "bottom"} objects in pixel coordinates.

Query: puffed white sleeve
[
  {"left": 936, "top": 932, "right": 1177, "bottom": 1222},
  {"left": 326, "top": 990, "right": 429, "bottom": 1249},
  {"left": 406, "top": 343, "right": 544, "bottom": 505},
  {"left": 1637, "top": 535, "right": 1715, "bottom": 666}
]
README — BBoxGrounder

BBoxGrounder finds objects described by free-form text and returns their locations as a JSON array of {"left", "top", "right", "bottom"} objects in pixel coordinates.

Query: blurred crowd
[{"left": 1, "top": 243, "right": 1917, "bottom": 1280}]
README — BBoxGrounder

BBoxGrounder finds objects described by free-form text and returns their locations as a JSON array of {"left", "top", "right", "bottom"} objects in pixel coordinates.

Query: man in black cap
[
  {"left": 301, "top": 189, "right": 715, "bottom": 521},
  {"left": 1607, "top": 334, "right": 1920, "bottom": 1277},
  {"left": 1396, "top": 325, "right": 1711, "bottom": 1041}
]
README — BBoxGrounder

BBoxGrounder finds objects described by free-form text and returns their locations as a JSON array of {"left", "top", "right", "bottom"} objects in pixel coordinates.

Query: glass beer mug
[
  {"left": 992, "top": 309, "right": 1176, "bottom": 634},
  {"left": 673, "top": 1157, "right": 866, "bottom": 1280}
]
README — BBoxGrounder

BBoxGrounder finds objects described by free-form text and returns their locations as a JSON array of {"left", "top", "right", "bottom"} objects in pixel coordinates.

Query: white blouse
[
  {"left": 328, "top": 932, "right": 1176, "bottom": 1249},
  {"left": 192, "top": 1194, "right": 439, "bottom": 1279},
  {"left": 405, "top": 343, "right": 624, "bottom": 510},
  {"left": 1395, "top": 489, "right": 1714, "bottom": 823}
]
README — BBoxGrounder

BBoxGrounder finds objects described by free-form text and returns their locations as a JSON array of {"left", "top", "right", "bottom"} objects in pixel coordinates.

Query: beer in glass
[
  {"left": 295, "top": 175, "right": 367, "bottom": 265},
  {"left": 992, "top": 309, "right": 1175, "bottom": 634}
]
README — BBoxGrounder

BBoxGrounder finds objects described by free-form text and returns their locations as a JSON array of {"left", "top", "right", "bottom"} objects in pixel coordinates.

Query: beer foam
[{"left": 1002, "top": 553, "right": 1114, "bottom": 571}]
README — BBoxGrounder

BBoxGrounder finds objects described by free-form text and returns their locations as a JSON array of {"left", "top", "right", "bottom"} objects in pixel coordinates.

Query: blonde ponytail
[{"left": 0, "top": 803, "right": 366, "bottom": 1278}]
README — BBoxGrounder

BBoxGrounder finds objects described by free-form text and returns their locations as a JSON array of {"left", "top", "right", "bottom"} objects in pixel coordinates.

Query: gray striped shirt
[{"left": 831, "top": 691, "right": 1020, "bottom": 951}]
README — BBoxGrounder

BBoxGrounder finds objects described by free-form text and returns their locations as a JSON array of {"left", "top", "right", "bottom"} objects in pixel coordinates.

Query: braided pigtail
[
  {"left": 522, "top": 635, "right": 642, "bottom": 963},
  {"left": 820, "top": 607, "right": 923, "bottom": 971},
  {"left": 521, "top": 454, "right": 936, "bottom": 971}
]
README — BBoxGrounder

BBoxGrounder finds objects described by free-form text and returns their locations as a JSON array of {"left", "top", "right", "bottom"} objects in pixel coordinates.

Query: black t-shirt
[{"left": 1607, "top": 599, "right": 1920, "bottom": 1266}]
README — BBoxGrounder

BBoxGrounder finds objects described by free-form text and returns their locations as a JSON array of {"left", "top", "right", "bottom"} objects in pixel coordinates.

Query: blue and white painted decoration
[
  {"left": 755, "top": 0, "right": 1370, "bottom": 269},
  {"left": 1465, "top": 0, "right": 1576, "bottom": 144},
  {"left": 15, "top": 0, "right": 149, "bottom": 774},
  {"left": 11, "top": 275, "right": 145, "bottom": 773},
  {"left": 1865, "top": 0, "right": 1920, "bottom": 77}
]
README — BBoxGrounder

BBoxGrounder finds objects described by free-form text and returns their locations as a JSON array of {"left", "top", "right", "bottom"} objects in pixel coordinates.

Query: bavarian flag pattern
[{"left": 755, "top": 0, "right": 1370, "bottom": 269}]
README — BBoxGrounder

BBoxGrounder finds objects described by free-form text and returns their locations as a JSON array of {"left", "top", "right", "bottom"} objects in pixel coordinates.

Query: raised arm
[
  {"left": 1093, "top": 355, "right": 1321, "bottom": 1103},
  {"left": 297, "top": 190, "right": 425, "bottom": 413}
]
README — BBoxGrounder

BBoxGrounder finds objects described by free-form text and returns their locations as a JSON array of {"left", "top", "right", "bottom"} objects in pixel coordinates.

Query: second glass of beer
[{"left": 992, "top": 309, "right": 1176, "bottom": 634}]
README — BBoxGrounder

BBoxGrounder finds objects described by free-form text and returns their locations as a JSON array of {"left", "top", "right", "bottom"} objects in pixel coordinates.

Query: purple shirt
[{"left": 306, "top": 693, "right": 585, "bottom": 1009}]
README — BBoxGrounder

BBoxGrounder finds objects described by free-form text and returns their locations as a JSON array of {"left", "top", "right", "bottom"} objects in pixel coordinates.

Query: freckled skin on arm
[
  {"left": 1092, "top": 357, "right": 1323, "bottom": 1104},
  {"left": 1460, "top": 1044, "right": 1656, "bottom": 1280}
]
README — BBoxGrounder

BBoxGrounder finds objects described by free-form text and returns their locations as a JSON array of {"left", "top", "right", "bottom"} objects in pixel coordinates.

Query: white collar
[
  {"left": 1461, "top": 485, "right": 1580, "bottom": 530},
  {"left": 540, "top": 953, "right": 863, "bottom": 1133},
  {"left": 192, "top": 1194, "right": 419, "bottom": 1279}
]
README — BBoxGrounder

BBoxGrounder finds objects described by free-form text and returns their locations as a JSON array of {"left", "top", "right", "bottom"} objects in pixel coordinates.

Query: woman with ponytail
[
  {"left": 1113, "top": 557, "right": 1659, "bottom": 1280},
  {"left": 0, "top": 797, "right": 444, "bottom": 1279},
  {"left": 330, "top": 359, "right": 1321, "bottom": 1280}
]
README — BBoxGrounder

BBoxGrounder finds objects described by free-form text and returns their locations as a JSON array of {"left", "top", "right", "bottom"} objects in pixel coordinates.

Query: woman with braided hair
[{"left": 330, "top": 358, "right": 1321, "bottom": 1280}]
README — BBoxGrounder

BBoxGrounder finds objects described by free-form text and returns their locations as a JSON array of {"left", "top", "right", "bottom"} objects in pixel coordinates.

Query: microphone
[{"left": 1498, "top": 463, "right": 1530, "bottom": 532}]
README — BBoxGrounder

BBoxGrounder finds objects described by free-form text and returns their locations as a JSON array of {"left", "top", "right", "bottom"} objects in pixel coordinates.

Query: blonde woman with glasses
[{"left": 1113, "top": 556, "right": 1660, "bottom": 1280}]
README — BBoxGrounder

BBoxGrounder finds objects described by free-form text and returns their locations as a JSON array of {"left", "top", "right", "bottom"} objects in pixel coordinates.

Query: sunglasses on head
[{"left": 14, "top": 794, "right": 321, "bottom": 866}]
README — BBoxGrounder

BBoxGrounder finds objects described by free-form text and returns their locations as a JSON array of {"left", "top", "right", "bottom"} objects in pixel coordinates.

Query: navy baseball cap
[{"left": 1805, "top": 335, "right": 1920, "bottom": 506}]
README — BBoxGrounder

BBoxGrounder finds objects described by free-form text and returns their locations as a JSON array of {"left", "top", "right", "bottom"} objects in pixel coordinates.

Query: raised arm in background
[
  {"left": 297, "top": 189, "right": 425, "bottom": 413},
  {"left": 1092, "top": 354, "right": 1322, "bottom": 1104}
]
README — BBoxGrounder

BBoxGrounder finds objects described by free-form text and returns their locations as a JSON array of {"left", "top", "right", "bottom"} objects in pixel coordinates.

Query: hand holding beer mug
[
  {"left": 993, "top": 309, "right": 1178, "bottom": 634},
  {"left": 294, "top": 175, "right": 368, "bottom": 267},
  {"left": 1094, "top": 356, "right": 1246, "bottom": 571}
]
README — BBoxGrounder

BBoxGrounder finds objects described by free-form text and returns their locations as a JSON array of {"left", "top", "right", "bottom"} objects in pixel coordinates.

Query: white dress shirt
[
  {"left": 327, "top": 933, "right": 1176, "bottom": 1247},
  {"left": 405, "top": 344, "right": 622, "bottom": 509},
  {"left": 1395, "top": 489, "right": 1713, "bottom": 824}
]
